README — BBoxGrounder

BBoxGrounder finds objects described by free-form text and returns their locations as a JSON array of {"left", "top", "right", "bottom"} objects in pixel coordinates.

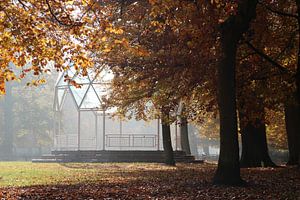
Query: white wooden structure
[{"left": 53, "top": 67, "right": 180, "bottom": 151}]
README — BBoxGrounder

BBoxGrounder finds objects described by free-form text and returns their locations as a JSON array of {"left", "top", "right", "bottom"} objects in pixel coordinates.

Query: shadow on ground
[{"left": 0, "top": 164, "right": 299, "bottom": 200}]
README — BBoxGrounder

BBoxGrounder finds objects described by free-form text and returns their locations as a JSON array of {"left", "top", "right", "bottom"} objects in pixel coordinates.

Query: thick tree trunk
[
  {"left": 240, "top": 125, "right": 260, "bottom": 167},
  {"left": 161, "top": 109, "right": 175, "bottom": 166},
  {"left": 214, "top": 35, "right": 242, "bottom": 185},
  {"left": 240, "top": 119, "right": 276, "bottom": 167},
  {"left": 284, "top": 102, "right": 300, "bottom": 165},
  {"left": 298, "top": 144, "right": 300, "bottom": 168},
  {"left": 295, "top": 0, "right": 300, "bottom": 168},
  {"left": 239, "top": 94, "right": 276, "bottom": 168},
  {"left": 179, "top": 117, "right": 191, "bottom": 155},
  {"left": 213, "top": 0, "right": 258, "bottom": 185}
]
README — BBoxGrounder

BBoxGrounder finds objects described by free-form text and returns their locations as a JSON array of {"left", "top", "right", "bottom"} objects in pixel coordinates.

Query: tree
[
  {"left": 3, "top": 0, "right": 299, "bottom": 185},
  {"left": 293, "top": 0, "right": 300, "bottom": 167},
  {"left": 238, "top": 91, "right": 276, "bottom": 167},
  {"left": 161, "top": 108, "right": 175, "bottom": 166},
  {"left": 178, "top": 103, "right": 191, "bottom": 155},
  {"left": 179, "top": 116, "right": 191, "bottom": 155},
  {"left": 213, "top": 0, "right": 259, "bottom": 185},
  {"left": 284, "top": 95, "right": 300, "bottom": 165},
  {"left": 0, "top": 81, "right": 14, "bottom": 159},
  {"left": 238, "top": 0, "right": 298, "bottom": 166},
  {"left": 0, "top": 0, "right": 94, "bottom": 93},
  {"left": 0, "top": 69, "right": 55, "bottom": 158},
  {"left": 102, "top": 1, "right": 216, "bottom": 165}
]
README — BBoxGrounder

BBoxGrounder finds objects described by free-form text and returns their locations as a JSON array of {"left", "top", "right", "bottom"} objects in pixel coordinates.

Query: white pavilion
[{"left": 47, "top": 67, "right": 194, "bottom": 162}]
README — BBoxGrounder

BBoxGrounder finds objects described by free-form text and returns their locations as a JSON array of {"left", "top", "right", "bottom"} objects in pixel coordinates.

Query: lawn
[
  {"left": 0, "top": 162, "right": 299, "bottom": 199},
  {"left": 0, "top": 162, "right": 176, "bottom": 187}
]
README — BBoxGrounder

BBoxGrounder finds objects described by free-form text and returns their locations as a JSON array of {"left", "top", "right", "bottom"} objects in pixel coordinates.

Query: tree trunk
[
  {"left": 162, "top": 123, "right": 175, "bottom": 166},
  {"left": 239, "top": 93, "right": 276, "bottom": 168},
  {"left": 213, "top": 34, "right": 242, "bottom": 185},
  {"left": 240, "top": 124, "right": 260, "bottom": 167},
  {"left": 161, "top": 109, "right": 175, "bottom": 166},
  {"left": 284, "top": 101, "right": 300, "bottom": 165},
  {"left": 240, "top": 119, "right": 276, "bottom": 167},
  {"left": 213, "top": 0, "right": 258, "bottom": 185},
  {"left": 179, "top": 117, "right": 191, "bottom": 155},
  {"left": 259, "top": 122, "right": 276, "bottom": 167},
  {"left": 295, "top": 0, "right": 300, "bottom": 168}
]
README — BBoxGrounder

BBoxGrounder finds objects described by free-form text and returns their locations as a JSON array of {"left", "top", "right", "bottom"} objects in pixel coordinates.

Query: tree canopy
[{"left": 1, "top": 0, "right": 300, "bottom": 186}]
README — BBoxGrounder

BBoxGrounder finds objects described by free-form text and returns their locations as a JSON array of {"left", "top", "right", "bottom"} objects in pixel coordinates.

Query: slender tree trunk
[
  {"left": 179, "top": 117, "right": 191, "bottom": 155},
  {"left": 162, "top": 123, "right": 175, "bottom": 165},
  {"left": 213, "top": 0, "right": 258, "bottom": 185},
  {"left": 284, "top": 101, "right": 300, "bottom": 165},
  {"left": 161, "top": 109, "right": 175, "bottom": 166}
]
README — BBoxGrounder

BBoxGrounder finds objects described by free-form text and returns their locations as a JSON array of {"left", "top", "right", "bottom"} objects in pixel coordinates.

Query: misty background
[{"left": 0, "top": 71, "right": 287, "bottom": 163}]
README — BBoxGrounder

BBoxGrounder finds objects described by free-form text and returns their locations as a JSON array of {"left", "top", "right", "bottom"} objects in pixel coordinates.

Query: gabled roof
[{"left": 54, "top": 66, "right": 112, "bottom": 112}]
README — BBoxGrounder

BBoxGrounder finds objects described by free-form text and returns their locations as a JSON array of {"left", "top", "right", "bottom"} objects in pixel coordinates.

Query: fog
[
  {"left": 0, "top": 61, "right": 224, "bottom": 162},
  {"left": 0, "top": 73, "right": 56, "bottom": 160},
  {"left": 0, "top": 71, "right": 287, "bottom": 163},
  {"left": 0, "top": 70, "right": 219, "bottom": 161}
]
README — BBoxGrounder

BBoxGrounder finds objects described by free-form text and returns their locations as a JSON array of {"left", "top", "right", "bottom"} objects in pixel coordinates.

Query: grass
[
  {"left": 0, "top": 162, "right": 299, "bottom": 199},
  {"left": 0, "top": 162, "right": 176, "bottom": 187}
]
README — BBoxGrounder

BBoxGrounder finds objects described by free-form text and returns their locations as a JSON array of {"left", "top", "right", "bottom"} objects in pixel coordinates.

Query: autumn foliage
[{"left": 1, "top": 0, "right": 300, "bottom": 188}]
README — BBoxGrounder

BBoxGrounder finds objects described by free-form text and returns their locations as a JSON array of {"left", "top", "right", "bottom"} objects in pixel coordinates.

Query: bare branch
[
  {"left": 17, "top": 0, "right": 28, "bottom": 10},
  {"left": 45, "top": 0, "right": 78, "bottom": 27},
  {"left": 245, "top": 40, "right": 293, "bottom": 74},
  {"left": 258, "top": 1, "right": 298, "bottom": 19},
  {"left": 274, "top": 29, "right": 298, "bottom": 60}
]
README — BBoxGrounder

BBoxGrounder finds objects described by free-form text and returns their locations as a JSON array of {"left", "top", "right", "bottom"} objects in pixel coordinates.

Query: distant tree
[
  {"left": 0, "top": 71, "right": 55, "bottom": 158},
  {"left": 0, "top": 81, "right": 14, "bottom": 159},
  {"left": 178, "top": 104, "right": 191, "bottom": 155},
  {"left": 237, "top": 0, "right": 299, "bottom": 166}
]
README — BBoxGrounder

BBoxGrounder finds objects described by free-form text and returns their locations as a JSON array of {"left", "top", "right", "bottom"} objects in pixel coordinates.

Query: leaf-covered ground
[{"left": 0, "top": 162, "right": 299, "bottom": 199}]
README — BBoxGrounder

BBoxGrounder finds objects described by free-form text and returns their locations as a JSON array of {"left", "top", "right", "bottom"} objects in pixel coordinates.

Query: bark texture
[
  {"left": 240, "top": 119, "right": 276, "bottom": 167},
  {"left": 213, "top": 0, "right": 258, "bottom": 185},
  {"left": 284, "top": 100, "right": 300, "bottom": 165},
  {"left": 238, "top": 93, "right": 276, "bottom": 168},
  {"left": 295, "top": 0, "right": 300, "bottom": 168}
]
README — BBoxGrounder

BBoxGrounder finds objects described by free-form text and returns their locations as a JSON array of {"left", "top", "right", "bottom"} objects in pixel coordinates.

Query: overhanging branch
[
  {"left": 245, "top": 41, "right": 292, "bottom": 74},
  {"left": 45, "top": 0, "right": 79, "bottom": 27},
  {"left": 258, "top": 1, "right": 298, "bottom": 19}
]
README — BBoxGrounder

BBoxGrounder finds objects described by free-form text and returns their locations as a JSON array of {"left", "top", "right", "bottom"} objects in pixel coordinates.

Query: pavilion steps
[{"left": 32, "top": 150, "right": 201, "bottom": 163}]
